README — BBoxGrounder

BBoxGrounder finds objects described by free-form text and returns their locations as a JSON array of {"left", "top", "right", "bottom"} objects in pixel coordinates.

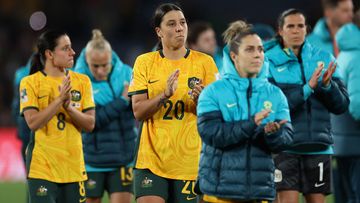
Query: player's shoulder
[
  {"left": 189, "top": 49, "right": 213, "bottom": 61},
  {"left": 21, "top": 71, "right": 43, "bottom": 85},
  {"left": 136, "top": 51, "right": 159, "bottom": 63},
  {"left": 69, "top": 70, "right": 90, "bottom": 81}
]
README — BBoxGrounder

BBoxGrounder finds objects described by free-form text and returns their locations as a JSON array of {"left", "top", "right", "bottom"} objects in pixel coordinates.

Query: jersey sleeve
[
  {"left": 128, "top": 55, "right": 148, "bottom": 96},
  {"left": 203, "top": 56, "right": 219, "bottom": 86},
  {"left": 82, "top": 75, "right": 95, "bottom": 112},
  {"left": 19, "top": 77, "right": 38, "bottom": 114}
]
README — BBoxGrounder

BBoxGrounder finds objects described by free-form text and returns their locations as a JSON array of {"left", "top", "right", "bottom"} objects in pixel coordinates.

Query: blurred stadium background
[{"left": 1, "top": 0, "right": 358, "bottom": 202}]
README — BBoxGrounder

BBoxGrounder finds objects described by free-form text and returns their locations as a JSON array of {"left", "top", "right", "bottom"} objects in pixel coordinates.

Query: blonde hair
[
  {"left": 85, "top": 29, "right": 112, "bottom": 53},
  {"left": 222, "top": 20, "right": 255, "bottom": 54}
]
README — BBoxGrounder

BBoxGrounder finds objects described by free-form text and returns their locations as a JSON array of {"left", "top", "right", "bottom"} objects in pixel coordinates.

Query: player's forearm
[
  {"left": 25, "top": 98, "right": 63, "bottom": 131},
  {"left": 66, "top": 107, "right": 95, "bottom": 132},
  {"left": 132, "top": 93, "right": 168, "bottom": 121}
]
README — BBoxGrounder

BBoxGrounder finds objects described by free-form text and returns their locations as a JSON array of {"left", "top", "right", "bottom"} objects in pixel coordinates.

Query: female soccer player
[
  {"left": 20, "top": 30, "right": 95, "bottom": 203},
  {"left": 128, "top": 3, "right": 218, "bottom": 203},
  {"left": 74, "top": 29, "right": 136, "bottom": 203},
  {"left": 196, "top": 20, "right": 294, "bottom": 203},
  {"left": 264, "top": 9, "right": 349, "bottom": 203}
]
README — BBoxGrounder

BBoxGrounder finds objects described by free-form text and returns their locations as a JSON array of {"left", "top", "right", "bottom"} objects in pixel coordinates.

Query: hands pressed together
[
  {"left": 308, "top": 61, "right": 337, "bottom": 89},
  {"left": 164, "top": 69, "right": 180, "bottom": 98},
  {"left": 58, "top": 74, "right": 72, "bottom": 109},
  {"left": 254, "top": 109, "right": 287, "bottom": 135}
]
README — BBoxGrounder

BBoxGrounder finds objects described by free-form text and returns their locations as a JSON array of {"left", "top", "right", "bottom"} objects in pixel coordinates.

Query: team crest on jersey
[
  {"left": 36, "top": 186, "right": 48, "bottom": 196},
  {"left": 20, "top": 88, "right": 28, "bottom": 103},
  {"left": 188, "top": 77, "right": 200, "bottom": 89},
  {"left": 71, "top": 90, "right": 81, "bottom": 101},
  {"left": 263, "top": 101, "right": 273, "bottom": 112},
  {"left": 87, "top": 179, "right": 97, "bottom": 189},
  {"left": 141, "top": 176, "right": 153, "bottom": 188}
]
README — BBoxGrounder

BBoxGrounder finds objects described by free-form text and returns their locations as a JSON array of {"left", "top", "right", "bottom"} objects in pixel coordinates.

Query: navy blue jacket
[
  {"left": 74, "top": 50, "right": 137, "bottom": 167},
  {"left": 196, "top": 46, "right": 293, "bottom": 200},
  {"left": 265, "top": 39, "right": 349, "bottom": 152}
]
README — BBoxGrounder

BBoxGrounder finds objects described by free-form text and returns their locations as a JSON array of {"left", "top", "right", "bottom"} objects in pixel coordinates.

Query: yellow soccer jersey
[
  {"left": 19, "top": 70, "right": 95, "bottom": 183},
  {"left": 128, "top": 49, "right": 218, "bottom": 180}
]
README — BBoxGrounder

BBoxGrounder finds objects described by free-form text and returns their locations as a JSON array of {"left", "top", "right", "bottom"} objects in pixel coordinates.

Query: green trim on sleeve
[
  {"left": 82, "top": 106, "right": 95, "bottom": 113},
  {"left": 128, "top": 89, "right": 148, "bottom": 97},
  {"left": 21, "top": 106, "right": 39, "bottom": 116}
]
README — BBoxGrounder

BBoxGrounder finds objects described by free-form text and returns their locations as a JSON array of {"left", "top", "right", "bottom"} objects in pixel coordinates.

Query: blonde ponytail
[{"left": 85, "top": 29, "right": 112, "bottom": 53}]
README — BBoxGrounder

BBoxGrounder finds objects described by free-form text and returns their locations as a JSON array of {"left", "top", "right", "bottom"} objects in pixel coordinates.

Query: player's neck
[
  {"left": 326, "top": 18, "right": 340, "bottom": 39},
  {"left": 162, "top": 46, "right": 187, "bottom": 60},
  {"left": 43, "top": 64, "right": 67, "bottom": 77}
]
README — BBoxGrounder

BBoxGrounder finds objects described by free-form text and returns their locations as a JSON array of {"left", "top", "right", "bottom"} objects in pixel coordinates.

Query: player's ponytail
[
  {"left": 30, "top": 30, "right": 67, "bottom": 75},
  {"left": 85, "top": 29, "right": 111, "bottom": 54},
  {"left": 222, "top": 20, "right": 255, "bottom": 54},
  {"left": 30, "top": 52, "right": 44, "bottom": 75}
]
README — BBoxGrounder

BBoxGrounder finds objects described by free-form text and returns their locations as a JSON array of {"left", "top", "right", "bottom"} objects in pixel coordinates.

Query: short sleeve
[
  {"left": 128, "top": 55, "right": 148, "bottom": 96},
  {"left": 203, "top": 56, "right": 219, "bottom": 86},
  {"left": 19, "top": 77, "right": 39, "bottom": 114},
  {"left": 82, "top": 76, "right": 95, "bottom": 112}
]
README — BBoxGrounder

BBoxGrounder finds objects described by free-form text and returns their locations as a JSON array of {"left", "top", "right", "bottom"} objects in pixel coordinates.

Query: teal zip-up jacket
[
  {"left": 196, "top": 46, "right": 293, "bottom": 200},
  {"left": 307, "top": 18, "right": 335, "bottom": 55},
  {"left": 74, "top": 49, "right": 137, "bottom": 167},
  {"left": 331, "top": 23, "right": 360, "bottom": 156},
  {"left": 265, "top": 39, "right": 349, "bottom": 152}
]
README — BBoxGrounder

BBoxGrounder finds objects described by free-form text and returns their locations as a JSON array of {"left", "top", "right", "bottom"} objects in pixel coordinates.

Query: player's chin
[{"left": 66, "top": 61, "right": 74, "bottom": 68}]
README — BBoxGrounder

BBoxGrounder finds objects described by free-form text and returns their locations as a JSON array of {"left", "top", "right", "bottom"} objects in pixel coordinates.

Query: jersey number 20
[{"left": 163, "top": 100, "right": 185, "bottom": 120}]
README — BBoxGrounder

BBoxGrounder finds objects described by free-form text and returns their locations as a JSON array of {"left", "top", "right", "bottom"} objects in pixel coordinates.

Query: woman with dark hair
[
  {"left": 264, "top": 9, "right": 349, "bottom": 203},
  {"left": 19, "top": 30, "right": 95, "bottom": 203},
  {"left": 197, "top": 20, "right": 293, "bottom": 203},
  {"left": 128, "top": 3, "right": 218, "bottom": 203}
]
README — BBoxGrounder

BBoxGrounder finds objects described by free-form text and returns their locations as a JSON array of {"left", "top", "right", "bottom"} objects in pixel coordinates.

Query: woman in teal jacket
[
  {"left": 331, "top": 10, "right": 360, "bottom": 202},
  {"left": 197, "top": 20, "right": 293, "bottom": 203},
  {"left": 265, "top": 9, "right": 349, "bottom": 203}
]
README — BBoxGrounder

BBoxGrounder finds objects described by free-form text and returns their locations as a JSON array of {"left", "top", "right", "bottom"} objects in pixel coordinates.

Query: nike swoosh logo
[
  {"left": 93, "top": 89, "right": 100, "bottom": 94},
  {"left": 314, "top": 182, "right": 325, "bottom": 187},
  {"left": 79, "top": 197, "right": 86, "bottom": 202},
  {"left": 186, "top": 196, "right": 197, "bottom": 201},
  {"left": 277, "top": 67, "right": 287, "bottom": 72},
  {"left": 148, "top": 79, "right": 159, "bottom": 84},
  {"left": 37, "top": 95, "right": 47, "bottom": 99},
  {"left": 226, "top": 103, "right": 237, "bottom": 108}
]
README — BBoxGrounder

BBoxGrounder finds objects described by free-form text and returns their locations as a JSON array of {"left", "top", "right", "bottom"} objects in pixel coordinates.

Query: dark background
[{"left": 0, "top": 0, "right": 358, "bottom": 126}]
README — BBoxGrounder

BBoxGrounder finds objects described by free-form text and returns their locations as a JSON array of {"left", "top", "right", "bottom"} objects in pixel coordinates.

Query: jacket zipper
[
  {"left": 246, "top": 78, "right": 252, "bottom": 198},
  {"left": 299, "top": 60, "right": 312, "bottom": 140}
]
